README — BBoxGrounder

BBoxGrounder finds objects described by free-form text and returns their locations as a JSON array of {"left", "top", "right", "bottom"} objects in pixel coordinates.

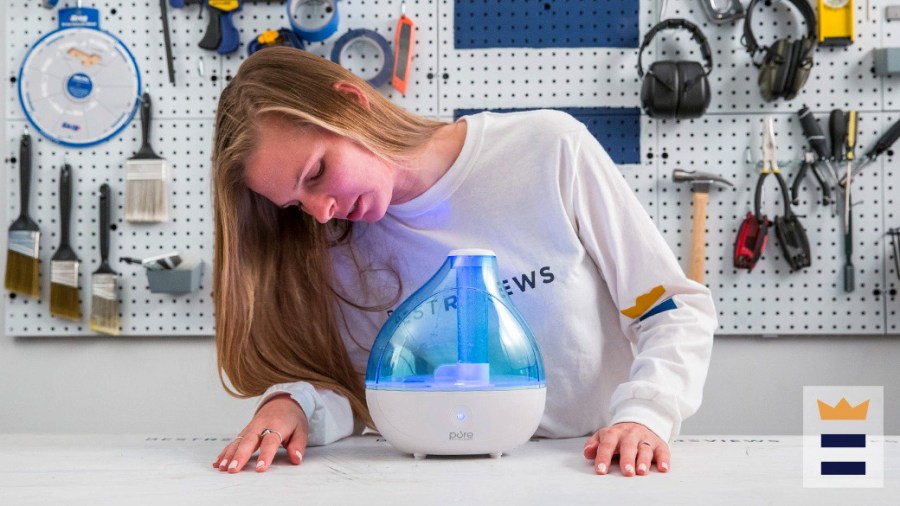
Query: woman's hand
[
  {"left": 583, "top": 422, "right": 670, "bottom": 476},
  {"left": 213, "top": 394, "right": 309, "bottom": 473}
]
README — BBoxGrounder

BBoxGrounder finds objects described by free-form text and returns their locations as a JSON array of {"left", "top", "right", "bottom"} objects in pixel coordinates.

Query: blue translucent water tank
[{"left": 365, "top": 249, "right": 546, "bottom": 391}]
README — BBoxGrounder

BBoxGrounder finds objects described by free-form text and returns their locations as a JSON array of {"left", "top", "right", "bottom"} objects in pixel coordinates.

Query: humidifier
[{"left": 365, "top": 249, "right": 546, "bottom": 459}]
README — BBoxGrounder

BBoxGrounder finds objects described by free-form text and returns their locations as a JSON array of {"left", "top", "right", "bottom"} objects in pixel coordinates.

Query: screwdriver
[
  {"left": 844, "top": 111, "right": 858, "bottom": 293},
  {"left": 838, "top": 116, "right": 900, "bottom": 186},
  {"left": 829, "top": 109, "right": 846, "bottom": 163},
  {"left": 845, "top": 111, "right": 857, "bottom": 230},
  {"left": 797, "top": 106, "right": 838, "bottom": 184}
]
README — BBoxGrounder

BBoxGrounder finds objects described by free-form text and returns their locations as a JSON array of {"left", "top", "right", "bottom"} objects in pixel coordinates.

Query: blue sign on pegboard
[
  {"left": 454, "top": 0, "right": 639, "bottom": 49},
  {"left": 454, "top": 107, "right": 641, "bottom": 165}
]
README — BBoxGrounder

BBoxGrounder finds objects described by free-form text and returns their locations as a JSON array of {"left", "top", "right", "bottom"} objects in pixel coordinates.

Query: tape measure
[
  {"left": 18, "top": 6, "right": 140, "bottom": 147},
  {"left": 818, "top": 0, "right": 854, "bottom": 47}
]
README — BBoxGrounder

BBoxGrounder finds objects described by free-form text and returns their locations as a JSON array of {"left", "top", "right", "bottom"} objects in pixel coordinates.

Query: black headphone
[
  {"left": 742, "top": 0, "right": 817, "bottom": 102},
  {"left": 637, "top": 18, "right": 713, "bottom": 120}
]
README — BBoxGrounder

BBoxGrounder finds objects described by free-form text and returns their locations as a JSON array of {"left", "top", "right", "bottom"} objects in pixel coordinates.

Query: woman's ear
[{"left": 333, "top": 81, "right": 371, "bottom": 110}]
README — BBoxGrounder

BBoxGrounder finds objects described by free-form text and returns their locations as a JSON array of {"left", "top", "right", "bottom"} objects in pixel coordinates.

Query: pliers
[{"left": 790, "top": 149, "right": 831, "bottom": 206}]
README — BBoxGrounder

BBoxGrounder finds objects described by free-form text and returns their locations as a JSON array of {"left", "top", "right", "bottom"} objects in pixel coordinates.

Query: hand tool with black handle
[
  {"left": 844, "top": 208, "right": 855, "bottom": 293},
  {"left": 838, "top": 116, "right": 900, "bottom": 186},
  {"left": 830, "top": 109, "right": 847, "bottom": 163},
  {"left": 791, "top": 149, "right": 831, "bottom": 206},
  {"left": 797, "top": 106, "right": 839, "bottom": 183},
  {"left": 4, "top": 129, "right": 41, "bottom": 298},
  {"left": 160, "top": 0, "right": 176, "bottom": 84},
  {"left": 50, "top": 163, "right": 82, "bottom": 321},
  {"left": 844, "top": 110, "right": 858, "bottom": 230},
  {"left": 90, "top": 184, "right": 120, "bottom": 335},
  {"left": 830, "top": 109, "right": 848, "bottom": 222}
]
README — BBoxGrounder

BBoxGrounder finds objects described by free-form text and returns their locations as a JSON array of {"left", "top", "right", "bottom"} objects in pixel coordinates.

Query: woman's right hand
[{"left": 213, "top": 394, "right": 310, "bottom": 473}]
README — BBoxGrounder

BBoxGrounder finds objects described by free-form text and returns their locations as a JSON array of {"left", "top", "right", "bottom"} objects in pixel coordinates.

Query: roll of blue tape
[
  {"left": 330, "top": 28, "right": 394, "bottom": 88},
  {"left": 288, "top": 0, "right": 339, "bottom": 42}
]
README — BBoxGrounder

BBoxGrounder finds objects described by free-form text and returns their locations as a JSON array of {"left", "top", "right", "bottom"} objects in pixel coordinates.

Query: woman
[{"left": 211, "top": 47, "right": 716, "bottom": 476}]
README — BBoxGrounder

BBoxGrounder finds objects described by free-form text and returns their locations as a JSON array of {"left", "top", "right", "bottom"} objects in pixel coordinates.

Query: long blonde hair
[{"left": 212, "top": 47, "right": 445, "bottom": 424}]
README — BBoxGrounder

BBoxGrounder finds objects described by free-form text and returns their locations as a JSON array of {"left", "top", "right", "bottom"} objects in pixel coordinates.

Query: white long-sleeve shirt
[{"left": 258, "top": 110, "right": 716, "bottom": 445}]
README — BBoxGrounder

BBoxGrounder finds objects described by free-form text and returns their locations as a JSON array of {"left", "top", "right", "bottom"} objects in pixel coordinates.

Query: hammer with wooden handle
[{"left": 672, "top": 169, "right": 733, "bottom": 284}]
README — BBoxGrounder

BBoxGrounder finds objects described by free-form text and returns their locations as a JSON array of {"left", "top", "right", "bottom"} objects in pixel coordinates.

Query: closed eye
[{"left": 309, "top": 161, "right": 325, "bottom": 181}]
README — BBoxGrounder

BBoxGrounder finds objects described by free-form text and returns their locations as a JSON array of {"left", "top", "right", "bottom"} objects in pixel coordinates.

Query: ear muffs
[
  {"left": 637, "top": 18, "right": 713, "bottom": 120},
  {"left": 677, "top": 60, "right": 711, "bottom": 117},
  {"left": 743, "top": 0, "right": 817, "bottom": 102},
  {"left": 779, "top": 40, "right": 804, "bottom": 99},
  {"left": 641, "top": 61, "right": 680, "bottom": 118},
  {"left": 775, "top": 39, "right": 797, "bottom": 98},
  {"left": 785, "top": 38, "right": 815, "bottom": 100}
]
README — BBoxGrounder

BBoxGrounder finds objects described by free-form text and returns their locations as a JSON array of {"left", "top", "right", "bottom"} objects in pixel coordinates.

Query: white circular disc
[{"left": 18, "top": 27, "right": 141, "bottom": 147}]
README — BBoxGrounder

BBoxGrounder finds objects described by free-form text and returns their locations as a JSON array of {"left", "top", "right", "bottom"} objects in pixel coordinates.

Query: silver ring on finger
[
  {"left": 259, "top": 428, "right": 283, "bottom": 445},
  {"left": 231, "top": 436, "right": 244, "bottom": 445},
  {"left": 640, "top": 441, "right": 652, "bottom": 447}
]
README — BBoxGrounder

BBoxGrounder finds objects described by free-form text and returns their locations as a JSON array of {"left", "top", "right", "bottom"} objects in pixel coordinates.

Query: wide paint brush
[{"left": 4, "top": 128, "right": 41, "bottom": 298}]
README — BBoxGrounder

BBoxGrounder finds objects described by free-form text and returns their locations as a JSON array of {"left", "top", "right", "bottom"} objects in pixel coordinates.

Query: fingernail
[
  {"left": 625, "top": 464, "right": 635, "bottom": 475},
  {"left": 597, "top": 463, "right": 606, "bottom": 474},
  {"left": 218, "top": 458, "right": 228, "bottom": 469},
  {"left": 638, "top": 463, "right": 647, "bottom": 473},
  {"left": 296, "top": 450, "right": 303, "bottom": 463},
  {"left": 228, "top": 460, "right": 238, "bottom": 470},
  {"left": 660, "top": 462, "right": 669, "bottom": 471},
  {"left": 256, "top": 460, "right": 265, "bottom": 470}
]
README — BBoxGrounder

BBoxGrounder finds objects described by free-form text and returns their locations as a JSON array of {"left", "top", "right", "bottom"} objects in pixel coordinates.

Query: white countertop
[{"left": 0, "top": 435, "right": 896, "bottom": 505}]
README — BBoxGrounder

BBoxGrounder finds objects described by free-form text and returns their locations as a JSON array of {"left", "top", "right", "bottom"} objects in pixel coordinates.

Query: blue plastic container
[{"left": 366, "top": 249, "right": 546, "bottom": 458}]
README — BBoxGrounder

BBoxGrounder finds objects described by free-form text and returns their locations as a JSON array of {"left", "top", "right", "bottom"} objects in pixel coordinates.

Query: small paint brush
[
  {"left": 4, "top": 128, "right": 41, "bottom": 299},
  {"left": 89, "top": 184, "right": 119, "bottom": 335},
  {"left": 50, "top": 163, "right": 81, "bottom": 321}
]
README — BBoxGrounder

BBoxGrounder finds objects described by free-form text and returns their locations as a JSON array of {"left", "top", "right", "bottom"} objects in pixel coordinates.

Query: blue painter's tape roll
[
  {"left": 330, "top": 28, "right": 394, "bottom": 88},
  {"left": 288, "top": 0, "right": 339, "bottom": 42}
]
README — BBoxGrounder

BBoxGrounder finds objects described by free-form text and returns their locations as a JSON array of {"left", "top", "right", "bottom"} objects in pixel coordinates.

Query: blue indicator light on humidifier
[{"left": 365, "top": 249, "right": 546, "bottom": 458}]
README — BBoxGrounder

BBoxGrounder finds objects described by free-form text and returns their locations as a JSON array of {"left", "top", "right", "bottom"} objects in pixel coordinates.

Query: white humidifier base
[{"left": 366, "top": 387, "right": 546, "bottom": 458}]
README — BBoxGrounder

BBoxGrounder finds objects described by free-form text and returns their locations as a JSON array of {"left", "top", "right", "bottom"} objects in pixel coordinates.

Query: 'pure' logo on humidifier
[{"left": 449, "top": 431, "right": 474, "bottom": 441}]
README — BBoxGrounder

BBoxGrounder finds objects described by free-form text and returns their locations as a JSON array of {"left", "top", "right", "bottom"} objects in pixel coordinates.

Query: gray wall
[{"left": 1, "top": 331, "right": 898, "bottom": 435}]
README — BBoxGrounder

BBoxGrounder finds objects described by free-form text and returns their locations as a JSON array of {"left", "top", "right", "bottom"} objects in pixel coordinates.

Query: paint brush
[
  {"left": 4, "top": 128, "right": 41, "bottom": 299},
  {"left": 125, "top": 91, "right": 169, "bottom": 223},
  {"left": 50, "top": 163, "right": 81, "bottom": 321},
  {"left": 89, "top": 184, "right": 119, "bottom": 335}
]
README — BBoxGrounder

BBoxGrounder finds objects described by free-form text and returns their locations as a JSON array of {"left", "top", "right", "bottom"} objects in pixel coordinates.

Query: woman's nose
[{"left": 303, "top": 195, "right": 336, "bottom": 224}]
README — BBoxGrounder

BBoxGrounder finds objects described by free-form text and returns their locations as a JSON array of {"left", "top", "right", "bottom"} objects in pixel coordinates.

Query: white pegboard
[{"left": 4, "top": 0, "right": 900, "bottom": 337}]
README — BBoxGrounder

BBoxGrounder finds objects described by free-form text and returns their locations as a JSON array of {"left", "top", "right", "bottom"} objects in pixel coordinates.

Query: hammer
[{"left": 672, "top": 169, "right": 734, "bottom": 284}]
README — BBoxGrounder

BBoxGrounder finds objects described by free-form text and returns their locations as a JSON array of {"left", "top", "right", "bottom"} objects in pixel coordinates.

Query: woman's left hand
[{"left": 583, "top": 422, "right": 670, "bottom": 476}]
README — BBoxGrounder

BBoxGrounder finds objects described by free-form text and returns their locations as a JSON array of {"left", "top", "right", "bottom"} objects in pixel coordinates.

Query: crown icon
[{"left": 817, "top": 398, "right": 870, "bottom": 421}]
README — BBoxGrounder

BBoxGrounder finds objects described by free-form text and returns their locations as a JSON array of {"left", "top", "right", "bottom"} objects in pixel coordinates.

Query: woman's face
[{"left": 244, "top": 115, "right": 396, "bottom": 224}]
